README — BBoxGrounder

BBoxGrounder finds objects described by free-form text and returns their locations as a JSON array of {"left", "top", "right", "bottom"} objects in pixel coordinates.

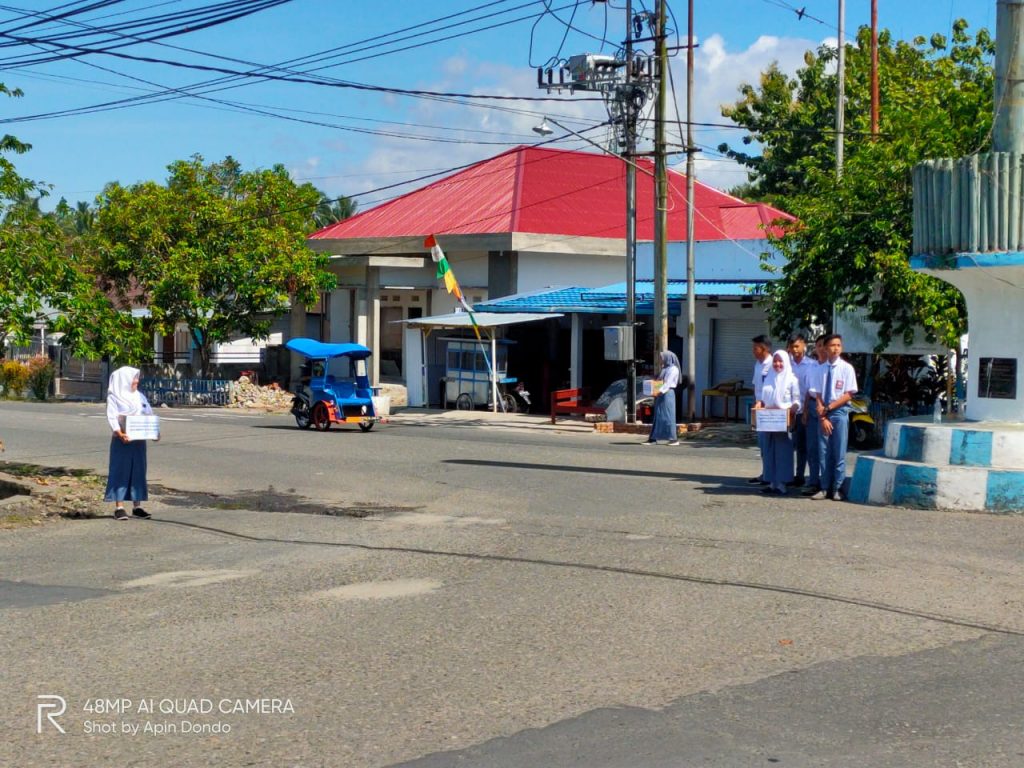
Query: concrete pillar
[
  {"left": 289, "top": 298, "right": 307, "bottom": 387},
  {"left": 367, "top": 266, "right": 381, "bottom": 385}
]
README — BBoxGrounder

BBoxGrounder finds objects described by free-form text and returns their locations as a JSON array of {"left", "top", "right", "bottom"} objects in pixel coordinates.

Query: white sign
[
  {"left": 125, "top": 415, "right": 160, "bottom": 441},
  {"left": 753, "top": 408, "right": 789, "bottom": 432}
]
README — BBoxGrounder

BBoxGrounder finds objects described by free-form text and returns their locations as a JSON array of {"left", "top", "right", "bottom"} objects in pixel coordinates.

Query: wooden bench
[{"left": 550, "top": 387, "right": 606, "bottom": 424}]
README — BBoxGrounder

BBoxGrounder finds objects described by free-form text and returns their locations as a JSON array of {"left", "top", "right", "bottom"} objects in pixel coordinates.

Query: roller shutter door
[{"left": 709, "top": 319, "right": 768, "bottom": 417}]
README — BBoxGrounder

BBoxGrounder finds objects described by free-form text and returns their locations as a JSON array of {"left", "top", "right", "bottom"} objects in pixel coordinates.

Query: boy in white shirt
[
  {"left": 808, "top": 334, "right": 858, "bottom": 501},
  {"left": 747, "top": 335, "right": 773, "bottom": 486},
  {"left": 787, "top": 333, "right": 817, "bottom": 489}
]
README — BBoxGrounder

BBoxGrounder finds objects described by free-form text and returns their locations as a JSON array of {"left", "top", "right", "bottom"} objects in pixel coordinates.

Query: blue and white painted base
[{"left": 849, "top": 418, "right": 1024, "bottom": 513}]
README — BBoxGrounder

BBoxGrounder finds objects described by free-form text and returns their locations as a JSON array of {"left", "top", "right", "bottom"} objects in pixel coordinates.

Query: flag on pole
[
  {"left": 425, "top": 234, "right": 506, "bottom": 412},
  {"left": 425, "top": 234, "right": 463, "bottom": 302}
]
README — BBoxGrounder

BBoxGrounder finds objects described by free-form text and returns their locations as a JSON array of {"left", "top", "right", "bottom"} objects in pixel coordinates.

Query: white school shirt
[
  {"left": 751, "top": 355, "right": 771, "bottom": 394},
  {"left": 810, "top": 358, "right": 858, "bottom": 404},
  {"left": 792, "top": 356, "right": 819, "bottom": 405},
  {"left": 659, "top": 365, "right": 680, "bottom": 395}
]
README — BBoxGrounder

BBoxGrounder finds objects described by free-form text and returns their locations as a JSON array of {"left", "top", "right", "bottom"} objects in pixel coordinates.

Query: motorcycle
[
  {"left": 849, "top": 396, "right": 876, "bottom": 448},
  {"left": 511, "top": 381, "right": 532, "bottom": 412}
]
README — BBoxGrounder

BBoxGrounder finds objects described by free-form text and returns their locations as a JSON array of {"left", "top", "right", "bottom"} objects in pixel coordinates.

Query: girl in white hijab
[
  {"left": 104, "top": 366, "right": 154, "bottom": 520},
  {"left": 757, "top": 350, "right": 801, "bottom": 494}
]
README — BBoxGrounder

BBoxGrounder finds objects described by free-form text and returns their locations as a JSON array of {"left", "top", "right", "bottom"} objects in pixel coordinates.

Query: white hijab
[
  {"left": 761, "top": 350, "right": 799, "bottom": 408},
  {"left": 106, "top": 366, "right": 151, "bottom": 431},
  {"left": 108, "top": 366, "right": 143, "bottom": 412}
]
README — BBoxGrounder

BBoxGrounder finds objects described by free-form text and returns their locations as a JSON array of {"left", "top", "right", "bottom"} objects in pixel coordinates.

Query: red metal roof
[{"left": 309, "top": 145, "right": 793, "bottom": 243}]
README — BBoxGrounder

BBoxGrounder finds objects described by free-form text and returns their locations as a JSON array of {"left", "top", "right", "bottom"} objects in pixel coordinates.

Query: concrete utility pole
[
  {"left": 835, "top": 0, "right": 846, "bottom": 177},
  {"left": 685, "top": 0, "right": 696, "bottom": 421},
  {"left": 994, "top": 0, "right": 1024, "bottom": 154},
  {"left": 624, "top": 0, "right": 638, "bottom": 424},
  {"left": 653, "top": 0, "right": 668, "bottom": 366}
]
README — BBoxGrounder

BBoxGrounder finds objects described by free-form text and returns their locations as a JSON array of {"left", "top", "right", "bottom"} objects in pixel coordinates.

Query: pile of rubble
[{"left": 227, "top": 377, "right": 294, "bottom": 412}]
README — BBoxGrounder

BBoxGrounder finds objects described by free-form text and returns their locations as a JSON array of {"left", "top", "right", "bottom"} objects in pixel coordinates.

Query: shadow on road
[{"left": 443, "top": 458, "right": 751, "bottom": 494}]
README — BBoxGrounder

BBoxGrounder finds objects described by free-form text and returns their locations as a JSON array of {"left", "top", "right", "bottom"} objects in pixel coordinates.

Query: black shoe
[
  {"left": 785, "top": 478, "right": 805, "bottom": 488},
  {"left": 131, "top": 507, "right": 151, "bottom": 519},
  {"left": 801, "top": 485, "right": 821, "bottom": 497},
  {"left": 747, "top": 476, "right": 765, "bottom": 485},
  {"left": 114, "top": 508, "right": 128, "bottom": 521}
]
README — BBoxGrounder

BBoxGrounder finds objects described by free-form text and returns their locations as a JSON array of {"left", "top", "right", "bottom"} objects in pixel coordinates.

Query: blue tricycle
[{"left": 285, "top": 338, "right": 378, "bottom": 432}]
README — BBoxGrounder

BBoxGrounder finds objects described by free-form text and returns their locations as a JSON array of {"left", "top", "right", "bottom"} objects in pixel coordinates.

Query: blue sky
[{"left": 0, "top": 0, "right": 996, "bottom": 212}]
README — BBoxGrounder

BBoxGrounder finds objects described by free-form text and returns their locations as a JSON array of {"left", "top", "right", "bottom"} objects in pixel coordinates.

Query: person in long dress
[
  {"left": 644, "top": 350, "right": 681, "bottom": 446},
  {"left": 757, "top": 350, "right": 801, "bottom": 495},
  {"left": 104, "top": 366, "right": 154, "bottom": 520}
]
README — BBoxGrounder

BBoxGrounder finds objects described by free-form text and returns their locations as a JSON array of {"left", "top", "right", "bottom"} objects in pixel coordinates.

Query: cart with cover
[{"left": 285, "top": 338, "right": 378, "bottom": 431}]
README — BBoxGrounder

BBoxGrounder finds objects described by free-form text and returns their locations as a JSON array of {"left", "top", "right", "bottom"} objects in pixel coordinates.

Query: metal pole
[
  {"left": 835, "top": 0, "right": 846, "bottom": 177},
  {"left": 653, "top": 0, "right": 668, "bottom": 366},
  {"left": 685, "top": 0, "right": 696, "bottom": 422},
  {"left": 870, "top": 0, "right": 879, "bottom": 136},
  {"left": 625, "top": 0, "right": 637, "bottom": 423}
]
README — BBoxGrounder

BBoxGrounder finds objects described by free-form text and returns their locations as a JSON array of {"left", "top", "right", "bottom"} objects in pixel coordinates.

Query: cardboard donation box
[
  {"left": 752, "top": 408, "right": 790, "bottom": 432},
  {"left": 124, "top": 415, "right": 160, "bottom": 441},
  {"left": 643, "top": 380, "right": 664, "bottom": 397}
]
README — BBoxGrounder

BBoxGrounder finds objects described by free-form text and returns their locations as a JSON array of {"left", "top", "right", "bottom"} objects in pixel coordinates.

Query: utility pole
[
  {"left": 653, "top": 0, "right": 668, "bottom": 368},
  {"left": 685, "top": 0, "right": 696, "bottom": 421},
  {"left": 870, "top": 0, "right": 879, "bottom": 136},
  {"left": 624, "top": 0, "right": 638, "bottom": 424},
  {"left": 535, "top": 1, "right": 655, "bottom": 423},
  {"left": 835, "top": 0, "right": 846, "bottom": 177}
]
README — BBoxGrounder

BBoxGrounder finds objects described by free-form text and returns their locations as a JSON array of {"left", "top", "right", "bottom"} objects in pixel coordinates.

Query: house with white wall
[{"left": 305, "top": 144, "right": 792, "bottom": 409}]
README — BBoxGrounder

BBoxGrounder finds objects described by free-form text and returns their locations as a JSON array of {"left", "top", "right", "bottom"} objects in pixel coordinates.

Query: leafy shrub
[
  {"left": 0, "top": 360, "right": 29, "bottom": 398},
  {"left": 25, "top": 355, "right": 55, "bottom": 401}
]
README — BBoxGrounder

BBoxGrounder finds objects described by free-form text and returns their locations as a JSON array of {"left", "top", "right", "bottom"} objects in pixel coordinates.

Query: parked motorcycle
[
  {"left": 511, "top": 381, "right": 531, "bottom": 412},
  {"left": 849, "top": 396, "right": 876, "bottom": 448}
]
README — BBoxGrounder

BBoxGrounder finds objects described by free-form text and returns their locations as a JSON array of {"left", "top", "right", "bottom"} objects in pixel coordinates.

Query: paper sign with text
[
  {"left": 125, "top": 415, "right": 160, "bottom": 441},
  {"left": 753, "top": 408, "right": 790, "bottom": 432}
]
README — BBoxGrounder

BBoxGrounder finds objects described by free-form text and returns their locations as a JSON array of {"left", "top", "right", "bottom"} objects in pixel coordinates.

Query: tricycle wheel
[
  {"left": 358, "top": 421, "right": 374, "bottom": 432},
  {"left": 500, "top": 393, "right": 517, "bottom": 413},
  {"left": 311, "top": 401, "right": 332, "bottom": 431},
  {"left": 455, "top": 393, "right": 474, "bottom": 410}
]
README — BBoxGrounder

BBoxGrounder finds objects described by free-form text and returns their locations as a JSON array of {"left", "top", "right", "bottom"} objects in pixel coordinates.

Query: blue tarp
[{"left": 284, "top": 338, "right": 372, "bottom": 360}]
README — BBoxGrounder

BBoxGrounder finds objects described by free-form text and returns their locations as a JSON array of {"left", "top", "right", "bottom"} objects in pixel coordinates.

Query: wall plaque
[{"left": 978, "top": 357, "right": 1017, "bottom": 399}]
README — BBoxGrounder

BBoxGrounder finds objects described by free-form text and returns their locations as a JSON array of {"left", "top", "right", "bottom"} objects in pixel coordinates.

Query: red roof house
[{"left": 308, "top": 145, "right": 792, "bottom": 254}]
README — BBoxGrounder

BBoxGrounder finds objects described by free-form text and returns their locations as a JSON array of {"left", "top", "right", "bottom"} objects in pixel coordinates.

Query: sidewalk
[{"left": 387, "top": 408, "right": 596, "bottom": 434}]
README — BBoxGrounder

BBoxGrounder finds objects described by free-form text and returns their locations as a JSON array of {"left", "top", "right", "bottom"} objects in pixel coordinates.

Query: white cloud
[{"left": 309, "top": 32, "right": 829, "bottom": 206}]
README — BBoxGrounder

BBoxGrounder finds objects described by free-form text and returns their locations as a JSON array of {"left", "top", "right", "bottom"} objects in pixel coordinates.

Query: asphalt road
[{"left": 1, "top": 400, "right": 1023, "bottom": 768}]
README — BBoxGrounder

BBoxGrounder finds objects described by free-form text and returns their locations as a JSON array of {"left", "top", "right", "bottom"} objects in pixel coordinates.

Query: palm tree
[
  {"left": 313, "top": 193, "right": 357, "bottom": 228},
  {"left": 74, "top": 200, "right": 94, "bottom": 234}
]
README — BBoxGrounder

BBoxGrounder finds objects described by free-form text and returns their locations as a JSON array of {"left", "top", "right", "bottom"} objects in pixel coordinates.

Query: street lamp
[{"left": 532, "top": 119, "right": 554, "bottom": 137}]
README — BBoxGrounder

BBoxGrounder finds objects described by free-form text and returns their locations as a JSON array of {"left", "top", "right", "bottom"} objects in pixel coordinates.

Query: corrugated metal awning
[{"left": 400, "top": 311, "right": 562, "bottom": 329}]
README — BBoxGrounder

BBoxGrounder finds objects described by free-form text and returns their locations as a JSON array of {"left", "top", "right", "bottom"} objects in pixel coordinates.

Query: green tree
[
  {"left": 94, "top": 155, "right": 337, "bottom": 376},
  {"left": 719, "top": 21, "right": 993, "bottom": 348},
  {"left": 313, "top": 192, "right": 357, "bottom": 228}
]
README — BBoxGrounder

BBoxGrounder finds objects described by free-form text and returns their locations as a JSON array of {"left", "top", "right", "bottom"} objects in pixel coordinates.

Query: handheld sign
[
  {"left": 753, "top": 408, "right": 790, "bottom": 433},
  {"left": 125, "top": 415, "right": 160, "bottom": 441}
]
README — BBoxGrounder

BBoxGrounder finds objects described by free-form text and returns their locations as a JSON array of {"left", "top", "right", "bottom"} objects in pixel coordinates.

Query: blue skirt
[
  {"left": 649, "top": 391, "right": 677, "bottom": 442},
  {"left": 104, "top": 437, "right": 148, "bottom": 503},
  {"left": 764, "top": 431, "right": 794, "bottom": 486}
]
